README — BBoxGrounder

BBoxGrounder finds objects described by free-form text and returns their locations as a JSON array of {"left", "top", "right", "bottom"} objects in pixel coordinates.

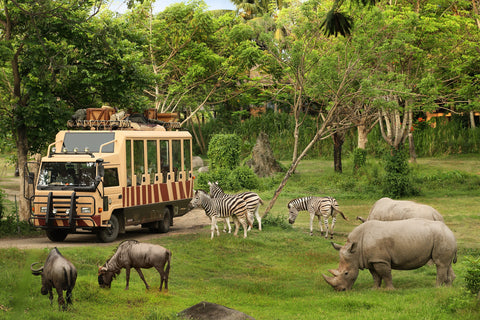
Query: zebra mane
[{"left": 287, "top": 197, "right": 312, "bottom": 209}]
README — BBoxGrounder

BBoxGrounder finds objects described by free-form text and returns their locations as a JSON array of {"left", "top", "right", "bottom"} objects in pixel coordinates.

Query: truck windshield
[{"left": 37, "top": 162, "right": 96, "bottom": 190}]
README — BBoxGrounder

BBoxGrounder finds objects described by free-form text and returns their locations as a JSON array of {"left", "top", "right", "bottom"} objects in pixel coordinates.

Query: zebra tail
[{"left": 333, "top": 207, "right": 348, "bottom": 221}]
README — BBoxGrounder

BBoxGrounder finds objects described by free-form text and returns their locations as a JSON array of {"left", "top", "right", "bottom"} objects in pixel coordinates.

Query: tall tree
[{"left": 0, "top": 0, "right": 151, "bottom": 220}]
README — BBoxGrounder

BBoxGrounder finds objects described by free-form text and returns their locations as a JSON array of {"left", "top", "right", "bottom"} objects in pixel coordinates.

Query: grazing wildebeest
[
  {"left": 31, "top": 247, "right": 77, "bottom": 310},
  {"left": 323, "top": 219, "right": 457, "bottom": 291},
  {"left": 98, "top": 240, "right": 171, "bottom": 291},
  {"left": 356, "top": 197, "right": 444, "bottom": 223}
]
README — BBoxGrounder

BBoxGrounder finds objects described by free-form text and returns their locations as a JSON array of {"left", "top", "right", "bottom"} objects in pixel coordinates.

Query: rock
[
  {"left": 198, "top": 166, "right": 209, "bottom": 173},
  {"left": 178, "top": 301, "right": 255, "bottom": 320},
  {"left": 192, "top": 156, "right": 204, "bottom": 169},
  {"left": 245, "top": 131, "right": 283, "bottom": 177}
]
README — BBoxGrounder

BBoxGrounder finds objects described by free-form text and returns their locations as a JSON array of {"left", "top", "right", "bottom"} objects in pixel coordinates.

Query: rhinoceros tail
[{"left": 453, "top": 250, "right": 457, "bottom": 264}]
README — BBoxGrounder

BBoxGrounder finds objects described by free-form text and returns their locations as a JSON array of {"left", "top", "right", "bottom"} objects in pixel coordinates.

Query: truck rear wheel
[
  {"left": 46, "top": 229, "right": 69, "bottom": 242},
  {"left": 158, "top": 208, "right": 171, "bottom": 233},
  {"left": 96, "top": 214, "right": 120, "bottom": 243}
]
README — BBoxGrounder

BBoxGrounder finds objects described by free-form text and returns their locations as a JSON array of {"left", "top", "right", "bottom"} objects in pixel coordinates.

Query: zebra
[
  {"left": 189, "top": 189, "right": 252, "bottom": 239},
  {"left": 208, "top": 181, "right": 264, "bottom": 231},
  {"left": 287, "top": 196, "right": 348, "bottom": 238}
]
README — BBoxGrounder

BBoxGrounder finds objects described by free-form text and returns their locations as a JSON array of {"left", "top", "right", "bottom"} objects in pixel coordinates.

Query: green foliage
[
  {"left": 195, "top": 166, "right": 258, "bottom": 192},
  {"left": 464, "top": 256, "right": 480, "bottom": 295},
  {"left": 353, "top": 148, "right": 367, "bottom": 171},
  {"left": 382, "top": 147, "right": 417, "bottom": 198},
  {"left": 207, "top": 134, "right": 242, "bottom": 171}
]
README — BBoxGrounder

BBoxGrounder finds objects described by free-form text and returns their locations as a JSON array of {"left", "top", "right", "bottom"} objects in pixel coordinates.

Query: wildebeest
[
  {"left": 30, "top": 247, "right": 77, "bottom": 310},
  {"left": 323, "top": 219, "right": 457, "bottom": 291},
  {"left": 356, "top": 197, "right": 444, "bottom": 223},
  {"left": 98, "top": 240, "right": 171, "bottom": 291}
]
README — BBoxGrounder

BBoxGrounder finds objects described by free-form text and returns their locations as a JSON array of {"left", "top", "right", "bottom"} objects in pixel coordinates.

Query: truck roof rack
[{"left": 67, "top": 120, "right": 181, "bottom": 130}]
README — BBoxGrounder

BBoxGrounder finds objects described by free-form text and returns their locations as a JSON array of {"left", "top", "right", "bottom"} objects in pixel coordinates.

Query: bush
[
  {"left": 465, "top": 256, "right": 480, "bottom": 295},
  {"left": 353, "top": 148, "right": 367, "bottom": 172},
  {"left": 207, "top": 134, "right": 242, "bottom": 171},
  {"left": 195, "top": 166, "right": 259, "bottom": 192},
  {"left": 382, "top": 147, "right": 417, "bottom": 198}
]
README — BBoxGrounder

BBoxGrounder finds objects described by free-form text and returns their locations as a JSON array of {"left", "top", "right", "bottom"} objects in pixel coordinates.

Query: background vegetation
[{"left": 1, "top": 157, "right": 480, "bottom": 319}]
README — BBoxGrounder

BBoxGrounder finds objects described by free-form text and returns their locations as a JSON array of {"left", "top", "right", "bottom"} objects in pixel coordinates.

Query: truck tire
[
  {"left": 96, "top": 214, "right": 120, "bottom": 243},
  {"left": 46, "top": 229, "right": 69, "bottom": 242},
  {"left": 158, "top": 208, "right": 171, "bottom": 233}
]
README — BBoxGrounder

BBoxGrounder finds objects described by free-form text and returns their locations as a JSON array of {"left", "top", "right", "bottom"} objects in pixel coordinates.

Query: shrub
[
  {"left": 465, "top": 256, "right": 480, "bottom": 295},
  {"left": 382, "top": 147, "right": 417, "bottom": 198},
  {"left": 230, "top": 166, "right": 259, "bottom": 190},
  {"left": 207, "top": 134, "right": 242, "bottom": 171},
  {"left": 195, "top": 166, "right": 259, "bottom": 192},
  {"left": 353, "top": 148, "right": 367, "bottom": 172}
]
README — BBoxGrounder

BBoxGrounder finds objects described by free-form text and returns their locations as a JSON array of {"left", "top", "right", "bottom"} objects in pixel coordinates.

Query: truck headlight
[
  {"left": 81, "top": 207, "right": 91, "bottom": 214},
  {"left": 40, "top": 207, "right": 47, "bottom": 213}
]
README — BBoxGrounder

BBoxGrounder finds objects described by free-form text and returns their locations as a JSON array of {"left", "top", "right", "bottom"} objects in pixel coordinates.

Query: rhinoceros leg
[
  {"left": 435, "top": 263, "right": 456, "bottom": 286},
  {"left": 369, "top": 268, "right": 382, "bottom": 288},
  {"left": 371, "top": 262, "right": 394, "bottom": 290}
]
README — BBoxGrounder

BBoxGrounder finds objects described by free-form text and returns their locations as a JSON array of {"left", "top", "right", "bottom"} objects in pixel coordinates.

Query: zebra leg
[
  {"left": 223, "top": 217, "right": 231, "bottom": 233},
  {"left": 254, "top": 205, "right": 262, "bottom": 231},
  {"left": 232, "top": 215, "right": 240, "bottom": 237},
  {"left": 236, "top": 214, "right": 249, "bottom": 238},
  {"left": 211, "top": 216, "right": 218, "bottom": 239},
  {"left": 323, "top": 217, "right": 329, "bottom": 239},
  {"left": 330, "top": 217, "right": 337, "bottom": 239},
  {"left": 246, "top": 211, "right": 254, "bottom": 231},
  {"left": 309, "top": 211, "right": 315, "bottom": 236}
]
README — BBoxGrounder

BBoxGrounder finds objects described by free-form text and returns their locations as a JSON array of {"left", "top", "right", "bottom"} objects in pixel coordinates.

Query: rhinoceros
[
  {"left": 323, "top": 218, "right": 457, "bottom": 291},
  {"left": 356, "top": 197, "right": 444, "bottom": 223}
]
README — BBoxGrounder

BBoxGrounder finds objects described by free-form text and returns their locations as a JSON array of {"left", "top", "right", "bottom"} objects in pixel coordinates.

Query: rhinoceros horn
[
  {"left": 322, "top": 273, "right": 338, "bottom": 287},
  {"left": 30, "top": 262, "right": 44, "bottom": 275}
]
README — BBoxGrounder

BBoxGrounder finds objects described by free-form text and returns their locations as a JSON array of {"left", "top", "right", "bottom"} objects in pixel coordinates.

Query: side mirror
[
  {"left": 27, "top": 172, "right": 35, "bottom": 184},
  {"left": 96, "top": 159, "right": 105, "bottom": 178}
]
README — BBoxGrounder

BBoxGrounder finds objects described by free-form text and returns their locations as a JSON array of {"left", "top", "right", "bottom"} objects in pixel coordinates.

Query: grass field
[{"left": 1, "top": 155, "right": 480, "bottom": 319}]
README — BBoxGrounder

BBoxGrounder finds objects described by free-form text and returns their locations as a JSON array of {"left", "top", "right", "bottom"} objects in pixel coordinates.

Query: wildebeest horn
[{"left": 30, "top": 262, "right": 44, "bottom": 275}]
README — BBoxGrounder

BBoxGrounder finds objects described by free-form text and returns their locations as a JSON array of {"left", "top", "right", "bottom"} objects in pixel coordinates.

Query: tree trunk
[
  {"left": 470, "top": 110, "right": 476, "bottom": 129},
  {"left": 333, "top": 131, "right": 344, "bottom": 173},
  {"left": 357, "top": 123, "right": 368, "bottom": 149},
  {"left": 16, "top": 124, "right": 30, "bottom": 221}
]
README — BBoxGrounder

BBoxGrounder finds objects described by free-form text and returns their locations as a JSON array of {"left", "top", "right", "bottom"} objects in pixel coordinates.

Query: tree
[
  {"left": 256, "top": 0, "right": 356, "bottom": 214},
  {"left": 0, "top": 0, "right": 151, "bottom": 220}
]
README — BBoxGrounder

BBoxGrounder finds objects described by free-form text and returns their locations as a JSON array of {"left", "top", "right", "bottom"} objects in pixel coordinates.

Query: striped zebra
[
  {"left": 287, "top": 196, "right": 348, "bottom": 239},
  {"left": 208, "top": 181, "right": 264, "bottom": 231},
  {"left": 189, "top": 189, "right": 252, "bottom": 239}
]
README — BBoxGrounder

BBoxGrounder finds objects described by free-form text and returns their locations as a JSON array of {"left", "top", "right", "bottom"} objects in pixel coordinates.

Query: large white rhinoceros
[
  {"left": 357, "top": 197, "right": 444, "bottom": 223},
  {"left": 323, "top": 218, "right": 457, "bottom": 291}
]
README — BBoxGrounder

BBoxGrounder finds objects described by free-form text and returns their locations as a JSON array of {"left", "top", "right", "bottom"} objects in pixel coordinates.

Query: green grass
[{"left": 1, "top": 156, "right": 480, "bottom": 319}]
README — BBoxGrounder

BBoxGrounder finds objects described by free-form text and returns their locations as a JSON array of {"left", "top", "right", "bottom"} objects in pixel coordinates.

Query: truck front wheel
[
  {"left": 96, "top": 214, "right": 120, "bottom": 243},
  {"left": 46, "top": 229, "right": 69, "bottom": 242}
]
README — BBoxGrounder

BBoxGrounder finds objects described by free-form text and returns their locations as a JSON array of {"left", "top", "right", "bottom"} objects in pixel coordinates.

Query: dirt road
[{"left": 0, "top": 208, "right": 211, "bottom": 249}]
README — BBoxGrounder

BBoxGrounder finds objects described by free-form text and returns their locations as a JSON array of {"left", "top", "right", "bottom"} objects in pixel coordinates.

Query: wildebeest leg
[
  {"left": 125, "top": 267, "right": 131, "bottom": 290},
  {"left": 66, "top": 288, "right": 73, "bottom": 305},
  {"left": 55, "top": 287, "right": 65, "bottom": 310},
  {"left": 135, "top": 268, "right": 150, "bottom": 289},
  {"left": 155, "top": 265, "right": 167, "bottom": 291},
  {"left": 48, "top": 289, "right": 54, "bottom": 305},
  {"left": 372, "top": 262, "right": 394, "bottom": 290},
  {"left": 369, "top": 268, "right": 382, "bottom": 288}
]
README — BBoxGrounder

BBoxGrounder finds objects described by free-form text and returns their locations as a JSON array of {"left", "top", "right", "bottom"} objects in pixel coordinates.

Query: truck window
[
  {"left": 184, "top": 139, "right": 191, "bottom": 180},
  {"left": 160, "top": 140, "right": 169, "bottom": 183},
  {"left": 126, "top": 140, "right": 132, "bottom": 187},
  {"left": 172, "top": 140, "right": 181, "bottom": 182},
  {"left": 134, "top": 140, "right": 145, "bottom": 185},
  {"left": 147, "top": 140, "right": 158, "bottom": 184},
  {"left": 104, "top": 168, "right": 119, "bottom": 187}
]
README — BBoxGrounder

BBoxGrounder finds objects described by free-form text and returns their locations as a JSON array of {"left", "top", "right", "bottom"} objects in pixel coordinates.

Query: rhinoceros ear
[
  {"left": 331, "top": 242, "right": 343, "bottom": 251},
  {"left": 345, "top": 241, "right": 357, "bottom": 254}
]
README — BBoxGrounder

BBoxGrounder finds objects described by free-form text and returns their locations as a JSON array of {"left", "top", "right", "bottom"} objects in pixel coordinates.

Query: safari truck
[{"left": 28, "top": 116, "right": 194, "bottom": 242}]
